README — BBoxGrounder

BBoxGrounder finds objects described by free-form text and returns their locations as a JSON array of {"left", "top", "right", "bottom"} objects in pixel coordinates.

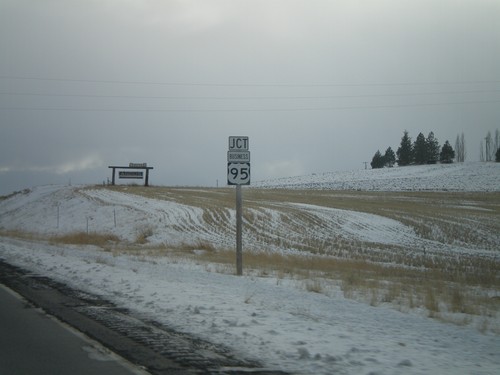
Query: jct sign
[
  {"left": 227, "top": 136, "right": 250, "bottom": 186},
  {"left": 228, "top": 136, "right": 249, "bottom": 151}
]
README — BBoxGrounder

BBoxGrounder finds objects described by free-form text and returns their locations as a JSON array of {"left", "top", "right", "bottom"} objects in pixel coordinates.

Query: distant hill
[{"left": 254, "top": 162, "right": 500, "bottom": 192}]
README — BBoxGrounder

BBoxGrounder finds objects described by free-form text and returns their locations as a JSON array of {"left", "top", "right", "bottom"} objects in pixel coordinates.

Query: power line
[
  {"left": 2, "top": 75, "right": 500, "bottom": 88},
  {"left": 2, "top": 99, "right": 499, "bottom": 113},
  {"left": 2, "top": 88, "right": 500, "bottom": 100},
  {"left": 2, "top": 74, "right": 499, "bottom": 113}
]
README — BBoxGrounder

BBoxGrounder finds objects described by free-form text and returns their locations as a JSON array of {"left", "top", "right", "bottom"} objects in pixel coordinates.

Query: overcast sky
[{"left": 1, "top": 0, "right": 499, "bottom": 195}]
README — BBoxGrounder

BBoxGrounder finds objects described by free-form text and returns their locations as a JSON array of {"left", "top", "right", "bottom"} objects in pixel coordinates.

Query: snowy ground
[
  {"left": 255, "top": 162, "right": 500, "bottom": 191},
  {"left": 1, "top": 237, "right": 499, "bottom": 375},
  {"left": 1, "top": 162, "right": 499, "bottom": 374}
]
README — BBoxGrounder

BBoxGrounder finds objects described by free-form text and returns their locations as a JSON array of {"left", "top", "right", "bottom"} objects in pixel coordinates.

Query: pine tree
[
  {"left": 384, "top": 147, "right": 396, "bottom": 167},
  {"left": 496, "top": 147, "right": 500, "bottom": 162},
  {"left": 371, "top": 150, "right": 385, "bottom": 169},
  {"left": 397, "top": 131, "right": 413, "bottom": 166},
  {"left": 426, "top": 132, "right": 440, "bottom": 164},
  {"left": 440, "top": 140, "right": 455, "bottom": 163},
  {"left": 413, "top": 132, "right": 428, "bottom": 164}
]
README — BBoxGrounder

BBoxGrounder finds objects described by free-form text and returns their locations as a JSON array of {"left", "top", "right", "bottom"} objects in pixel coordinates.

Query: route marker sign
[
  {"left": 227, "top": 136, "right": 251, "bottom": 186},
  {"left": 227, "top": 162, "right": 250, "bottom": 185},
  {"left": 227, "top": 136, "right": 250, "bottom": 276}
]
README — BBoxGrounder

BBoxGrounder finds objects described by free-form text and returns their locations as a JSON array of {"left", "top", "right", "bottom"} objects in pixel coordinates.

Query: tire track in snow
[
  {"left": 82, "top": 189, "right": 234, "bottom": 248},
  {"left": 0, "top": 187, "right": 426, "bottom": 255},
  {"left": 285, "top": 203, "right": 420, "bottom": 247}
]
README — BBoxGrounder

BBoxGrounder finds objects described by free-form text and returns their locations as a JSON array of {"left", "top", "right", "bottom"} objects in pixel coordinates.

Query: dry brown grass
[
  {"left": 0, "top": 229, "right": 121, "bottom": 250},
  {"left": 166, "top": 245, "right": 499, "bottom": 327},
  {"left": 50, "top": 232, "right": 120, "bottom": 247},
  {"left": 0, "top": 229, "right": 42, "bottom": 241}
]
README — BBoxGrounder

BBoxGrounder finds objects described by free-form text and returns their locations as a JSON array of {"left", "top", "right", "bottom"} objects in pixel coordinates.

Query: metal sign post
[
  {"left": 236, "top": 185, "right": 243, "bottom": 275},
  {"left": 227, "top": 136, "right": 250, "bottom": 276}
]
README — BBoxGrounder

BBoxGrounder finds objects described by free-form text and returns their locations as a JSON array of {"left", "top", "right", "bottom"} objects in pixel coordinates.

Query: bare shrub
[
  {"left": 424, "top": 287, "right": 439, "bottom": 316},
  {"left": 135, "top": 226, "right": 154, "bottom": 244},
  {"left": 305, "top": 279, "right": 323, "bottom": 294},
  {"left": 449, "top": 286, "right": 465, "bottom": 313}
]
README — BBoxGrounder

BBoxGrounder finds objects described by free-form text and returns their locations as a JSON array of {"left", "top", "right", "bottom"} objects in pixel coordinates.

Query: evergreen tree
[
  {"left": 397, "top": 130, "right": 413, "bottom": 166},
  {"left": 440, "top": 140, "right": 455, "bottom": 163},
  {"left": 413, "top": 132, "right": 428, "bottom": 164},
  {"left": 371, "top": 150, "right": 385, "bottom": 169},
  {"left": 496, "top": 148, "right": 500, "bottom": 162},
  {"left": 384, "top": 147, "right": 396, "bottom": 167},
  {"left": 426, "top": 132, "right": 440, "bottom": 164}
]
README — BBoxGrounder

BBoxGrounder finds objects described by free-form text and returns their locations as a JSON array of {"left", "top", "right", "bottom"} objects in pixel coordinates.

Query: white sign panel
[
  {"left": 228, "top": 151, "right": 250, "bottom": 163},
  {"left": 119, "top": 171, "right": 144, "bottom": 179},
  {"left": 227, "top": 163, "right": 250, "bottom": 185},
  {"left": 228, "top": 136, "right": 249, "bottom": 151}
]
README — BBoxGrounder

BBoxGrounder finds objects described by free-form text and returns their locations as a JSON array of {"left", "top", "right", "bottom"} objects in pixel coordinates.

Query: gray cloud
[{"left": 1, "top": 0, "right": 499, "bottom": 195}]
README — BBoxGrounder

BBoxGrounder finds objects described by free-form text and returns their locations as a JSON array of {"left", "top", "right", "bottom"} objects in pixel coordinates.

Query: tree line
[
  {"left": 372, "top": 129, "right": 500, "bottom": 168},
  {"left": 480, "top": 129, "right": 500, "bottom": 162},
  {"left": 371, "top": 131, "right": 456, "bottom": 169}
]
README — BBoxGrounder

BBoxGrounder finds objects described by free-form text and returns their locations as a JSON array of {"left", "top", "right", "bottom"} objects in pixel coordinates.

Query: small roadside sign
[
  {"left": 119, "top": 171, "right": 144, "bottom": 179},
  {"left": 228, "top": 151, "right": 250, "bottom": 163}
]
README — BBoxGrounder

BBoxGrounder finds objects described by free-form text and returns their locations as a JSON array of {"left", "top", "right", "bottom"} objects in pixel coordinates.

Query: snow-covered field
[
  {"left": 255, "top": 162, "right": 500, "bottom": 191},
  {"left": 1, "top": 162, "right": 499, "bottom": 374}
]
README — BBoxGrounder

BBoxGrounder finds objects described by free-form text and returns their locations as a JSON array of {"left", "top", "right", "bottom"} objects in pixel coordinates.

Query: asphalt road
[{"left": 0, "top": 284, "right": 147, "bottom": 375}]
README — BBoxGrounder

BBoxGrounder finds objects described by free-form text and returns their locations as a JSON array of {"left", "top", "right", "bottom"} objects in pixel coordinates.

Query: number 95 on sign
[{"left": 227, "top": 163, "right": 250, "bottom": 185}]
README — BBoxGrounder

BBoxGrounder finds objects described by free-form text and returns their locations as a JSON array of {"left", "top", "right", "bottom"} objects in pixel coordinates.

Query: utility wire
[
  {"left": 2, "top": 75, "right": 500, "bottom": 88},
  {"left": 1, "top": 89, "right": 500, "bottom": 100},
  {"left": 3, "top": 75, "right": 499, "bottom": 112},
  {"left": 2, "top": 99, "right": 499, "bottom": 113}
]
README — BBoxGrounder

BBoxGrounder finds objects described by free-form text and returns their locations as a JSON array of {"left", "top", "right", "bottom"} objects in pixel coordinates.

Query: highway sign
[
  {"left": 227, "top": 163, "right": 250, "bottom": 185},
  {"left": 228, "top": 136, "right": 249, "bottom": 151},
  {"left": 227, "top": 151, "right": 250, "bottom": 163},
  {"left": 227, "top": 136, "right": 250, "bottom": 275}
]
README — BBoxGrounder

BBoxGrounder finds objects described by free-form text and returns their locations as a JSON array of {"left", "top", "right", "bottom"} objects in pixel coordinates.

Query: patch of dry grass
[
  {"left": 0, "top": 229, "right": 42, "bottom": 241},
  {"left": 50, "top": 232, "right": 120, "bottom": 247},
  {"left": 167, "top": 245, "right": 499, "bottom": 329}
]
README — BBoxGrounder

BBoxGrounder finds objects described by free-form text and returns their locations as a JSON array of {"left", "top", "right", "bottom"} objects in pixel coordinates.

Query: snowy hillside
[
  {"left": 0, "top": 185, "right": 429, "bottom": 252},
  {"left": 1, "top": 163, "right": 500, "bottom": 374},
  {"left": 255, "top": 162, "right": 500, "bottom": 191}
]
